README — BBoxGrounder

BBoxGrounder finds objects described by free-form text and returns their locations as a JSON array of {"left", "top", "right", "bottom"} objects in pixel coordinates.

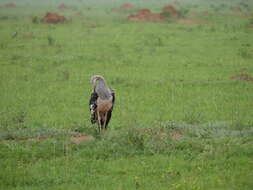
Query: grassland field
[{"left": 0, "top": 0, "right": 253, "bottom": 189}]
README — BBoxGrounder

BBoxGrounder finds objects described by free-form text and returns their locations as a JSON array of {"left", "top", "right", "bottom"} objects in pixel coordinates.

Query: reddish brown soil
[
  {"left": 230, "top": 74, "right": 253, "bottom": 82},
  {"left": 3, "top": 2, "right": 16, "bottom": 8},
  {"left": 242, "top": 13, "right": 253, "bottom": 18},
  {"left": 161, "top": 4, "right": 179, "bottom": 18},
  {"left": 232, "top": 7, "right": 242, "bottom": 14},
  {"left": 178, "top": 19, "right": 211, "bottom": 24},
  {"left": 128, "top": 9, "right": 164, "bottom": 22},
  {"left": 23, "top": 34, "right": 33, "bottom": 39},
  {"left": 117, "top": 3, "right": 134, "bottom": 11},
  {"left": 158, "top": 130, "right": 182, "bottom": 140},
  {"left": 89, "top": 24, "right": 97, "bottom": 28},
  {"left": 41, "top": 12, "right": 66, "bottom": 24},
  {"left": 201, "top": 11, "right": 209, "bottom": 16},
  {"left": 58, "top": 3, "right": 69, "bottom": 11},
  {"left": 71, "top": 135, "right": 94, "bottom": 144},
  {"left": 113, "top": 3, "right": 134, "bottom": 12},
  {"left": 171, "top": 132, "right": 183, "bottom": 140}
]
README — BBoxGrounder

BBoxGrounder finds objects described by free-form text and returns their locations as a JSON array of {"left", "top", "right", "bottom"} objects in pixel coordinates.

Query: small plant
[
  {"left": 160, "top": 10, "right": 172, "bottom": 19},
  {"left": 62, "top": 70, "right": 70, "bottom": 81},
  {"left": 0, "top": 16, "right": 9, "bottom": 20},
  {"left": 13, "top": 111, "right": 26, "bottom": 125},
  {"left": 47, "top": 35, "right": 55, "bottom": 46},
  {"left": 183, "top": 111, "right": 203, "bottom": 125},
  {"left": 32, "top": 16, "right": 38, "bottom": 24},
  {"left": 214, "top": 7, "right": 221, "bottom": 12},
  {"left": 239, "top": 1, "right": 249, "bottom": 9},
  {"left": 0, "top": 43, "right": 7, "bottom": 49},
  {"left": 238, "top": 48, "right": 252, "bottom": 59},
  {"left": 126, "top": 129, "right": 145, "bottom": 150},
  {"left": 134, "top": 176, "right": 141, "bottom": 189},
  {"left": 249, "top": 18, "right": 253, "bottom": 25},
  {"left": 231, "top": 119, "right": 253, "bottom": 131},
  {"left": 178, "top": 8, "right": 189, "bottom": 18}
]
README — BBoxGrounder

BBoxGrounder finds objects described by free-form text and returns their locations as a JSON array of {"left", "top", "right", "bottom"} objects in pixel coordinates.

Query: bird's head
[{"left": 90, "top": 75, "right": 105, "bottom": 87}]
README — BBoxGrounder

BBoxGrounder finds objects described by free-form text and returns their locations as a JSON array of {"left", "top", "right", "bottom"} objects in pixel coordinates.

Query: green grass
[{"left": 0, "top": 0, "right": 253, "bottom": 189}]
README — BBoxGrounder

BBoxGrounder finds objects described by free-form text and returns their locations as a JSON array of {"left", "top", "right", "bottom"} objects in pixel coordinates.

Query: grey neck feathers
[{"left": 95, "top": 80, "right": 111, "bottom": 99}]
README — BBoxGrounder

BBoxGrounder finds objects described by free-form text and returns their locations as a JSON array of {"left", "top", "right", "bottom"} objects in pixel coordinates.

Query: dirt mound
[
  {"left": 71, "top": 135, "right": 94, "bottom": 144},
  {"left": 178, "top": 19, "right": 210, "bottom": 24},
  {"left": 230, "top": 74, "right": 253, "bottom": 82},
  {"left": 161, "top": 4, "right": 179, "bottom": 18},
  {"left": 128, "top": 9, "right": 164, "bottom": 22},
  {"left": 3, "top": 2, "right": 16, "bottom": 8},
  {"left": 58, "top": 3, "right": 69, "bottom": 11},
  {"left": 41, "top": 12, "right": 66, "bottom": 24}
]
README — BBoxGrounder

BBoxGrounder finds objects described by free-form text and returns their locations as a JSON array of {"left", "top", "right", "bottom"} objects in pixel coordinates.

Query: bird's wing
[
  {"left": 89, "top": 91, "right": 98, "bottom": 124},
  {"left": 109, "top": 88, "right": 115, "bottom": 108},
  {"left": 111, "top": 90, "right": 115, "bottom": 109}
]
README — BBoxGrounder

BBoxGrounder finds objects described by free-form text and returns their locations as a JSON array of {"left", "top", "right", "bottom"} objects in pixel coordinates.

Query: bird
[
  {"left": 89, "top": 75, "right": 115, "bottom": 132},
  {"left": 12, "top": 31, "right": 18, "bottom": 38}
]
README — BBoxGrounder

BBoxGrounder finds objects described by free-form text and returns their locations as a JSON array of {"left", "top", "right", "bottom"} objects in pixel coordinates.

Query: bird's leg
[
  {"left": 97, "top": 110, "right": 101, "bottom": 133},
  {"left": 103, "top": 112, "right": 108, "bottom": 130}
]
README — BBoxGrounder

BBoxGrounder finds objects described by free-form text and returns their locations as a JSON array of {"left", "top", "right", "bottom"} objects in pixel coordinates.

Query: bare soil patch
[
  {"left": 178, "top": 19, "right": 210, "bottom": 24},
  {"left": 242, "top": 13, "right": 253, "bottom": 18},
  {"left": 230, "top": 74, "right": 253, "bottom": 82},
  {"left": 2, "top": 2, "right": 16, "bottom": 8},
  {"left": 114, "top": 3, "right": 134, "bottom": 12},
  {"left": 128, "top": 9, "right": 164, "bottom": 22},
  {"left": 23, "top": 34, "right": 34, "bottom": 39},
  {"left": 201, "top": 11, "right": 209, "bottom": 16},
  {"left": 232, "top": 7, "right": 242, "bottom": 14},
  {"left": 89, "top": 24, "right": 97, "bottom": 28},
  {"left": 171, "top": 132, "right": 183, "bottom": 140},
  {"left": 41, "top": 12, "right": 66, "bottom": 24},
  {"left": 71, "top": 135, "right": 94, "bottom": 144}
]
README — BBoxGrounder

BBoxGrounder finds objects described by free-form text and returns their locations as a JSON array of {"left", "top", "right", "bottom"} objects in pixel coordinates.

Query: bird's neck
[{"left": 96, "top": 81, "right": 111, "bottom": 99}]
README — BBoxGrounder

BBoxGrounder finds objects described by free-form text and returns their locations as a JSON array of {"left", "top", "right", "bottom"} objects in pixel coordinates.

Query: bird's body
[
  {"left": 97, "top": 97, "right": 113, "bottom": 113},
  {"left": 89, "top": 75, "right": 115, "bottom": 131}
]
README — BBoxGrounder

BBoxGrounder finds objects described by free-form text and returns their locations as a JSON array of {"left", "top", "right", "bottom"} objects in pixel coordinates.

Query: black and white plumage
[{"left": 89, "top": 75, "right": 115, "bottom": 131}]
